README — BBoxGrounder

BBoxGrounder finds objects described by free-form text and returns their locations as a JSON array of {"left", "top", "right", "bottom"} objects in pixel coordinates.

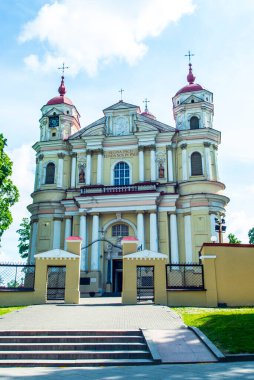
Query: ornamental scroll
[{"left": 104, "top": 149, "right": 138, "bottom": 158}]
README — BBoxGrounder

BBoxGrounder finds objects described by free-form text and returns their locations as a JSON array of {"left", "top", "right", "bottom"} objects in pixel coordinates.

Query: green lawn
[
  {"left": 173, "top": 307, "right": 254, "bottom": 354},
  {"left": 0, "top": 306, "right": 25, "bottom": 317}
]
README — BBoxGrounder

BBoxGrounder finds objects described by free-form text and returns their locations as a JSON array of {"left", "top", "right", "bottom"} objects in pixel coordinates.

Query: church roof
[
  {"left": 103, "top": 100, "right": 140, "bottom": 112},
  {"left": 175, "top": 63, "right": 204, "bottom": 96},
  {"left": 137, "top": 114, "right": 175, "bottom": 132},
  {"left": 69, "top": 117, "right": 106, "bottom": 139}
]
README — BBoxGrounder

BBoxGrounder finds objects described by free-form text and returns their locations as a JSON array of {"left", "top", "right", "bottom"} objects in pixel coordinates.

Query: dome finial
[
  {"left": 58, "top": 76, "right": 66, "bottom": 96},
  {"left": 187, "top": 63, "right": 195, "bottom": 84},
  {"left": 184, "top": 50, "right": 195, "bottom": 84},
  {"left": 57, "top": 62, "right": 70, "bottom": 96}
]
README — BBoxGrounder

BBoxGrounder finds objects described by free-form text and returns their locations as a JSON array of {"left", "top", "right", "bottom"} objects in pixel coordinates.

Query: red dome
[
  {"left": 175, "top": 83, "right": 203, "bottom": 96},
  {"left": 141, "top": 111, "right": 156, "bottom": 120},
  {"left": 175, "top": 63, "right": 203, "bottom": 96},
  {"left": 47, "top": 96, "right": 73, "bottom": 106},
  {"left": 46, "top": 75, "right": 73, "bottom": 106}
]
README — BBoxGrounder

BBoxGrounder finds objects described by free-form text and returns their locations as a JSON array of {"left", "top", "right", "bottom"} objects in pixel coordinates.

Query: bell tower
[
  {"left": 172, "top": 63, "right": 214, "bottom": 130},
  {"left": 39, "top": 74, "right": 80, "bottom": 142}
]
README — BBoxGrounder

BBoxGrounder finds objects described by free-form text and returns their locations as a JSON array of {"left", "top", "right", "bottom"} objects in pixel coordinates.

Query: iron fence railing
[
  {"left": 0, "top": 263, "right": 35, "bottom": 290},
  {"left": 166, "top": 264, "right": 204, "bottom": 290}
]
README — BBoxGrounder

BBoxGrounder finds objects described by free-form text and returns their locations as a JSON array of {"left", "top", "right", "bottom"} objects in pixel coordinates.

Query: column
[
  {"left": 91, "top": 213, "right": 99, "bottom": 271},
  {"left": 184, "top": 214, "right": 193, "bottom": 263},
  {"left": 70, "top": 153, "right": 77, "bottom": 188},
  {"left": 57, "top": 153, "right": 65, "bottom": 188},
  {"left": 79, "top": 213, "right": 87, "bottom": 271},
  {"left": 150, "top": 212, "right": 158, "bottom": 252},
  {"left": 167, "top": 147, "right": 173, "bottom": 181},
  {"left": 86, "top": 150, "right": 91, "bottom": 185},
  {"left": 37, "top": 154, "right": 44, "bottom": 189},
  {"left": 213, "top": 144, "right": 219, "bottom": 181},
  {"left": 150, "top": 147, "right": 156, "bottom": 181},
  {"left": 34, "top": 158, "right": 39, "bottom": 191},
  {"left": 30, "top": 220, "right": 38, "bottom": 264},
  {"left": 169, "top": 213, "right": 179, "bottom": 263},
  {"left": 138, "top": 146, "right": 144, "bottom": 182},
  {"left": 64, "top": 217, "right": 72, "bottom": 250},
  {"left": 181, "top": 144, "right": 187, "bottom": 181},
  {"left": 53, "top": 218, "right": 62, "bottom": 249},
  {"left": 137, "top": 212, "right": 145, "bottom": 249},
  {"left": 204, "top": 142, "right": 212, "bottom": 180},
  {"left": 97, "top": 149, "right": 103, "bottom": 184}
]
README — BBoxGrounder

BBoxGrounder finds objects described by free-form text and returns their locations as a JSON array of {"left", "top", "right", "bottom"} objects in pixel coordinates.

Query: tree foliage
[
  {"left": 228, "top": 233, "right": 241, "bottom": 244},
  {"left": 16, "top": 218, "right": 31, "bottom": 258},
  {"left": 0, "top": 134, "right": 19, "bottom": 242},
  {"left": 248, "top": 228, "right": 254, "bottom": 244}
]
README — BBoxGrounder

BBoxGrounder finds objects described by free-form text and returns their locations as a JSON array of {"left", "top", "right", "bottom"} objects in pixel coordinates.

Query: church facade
[{"left": 28, "top": 63, "right": 229, "bottom": 295}]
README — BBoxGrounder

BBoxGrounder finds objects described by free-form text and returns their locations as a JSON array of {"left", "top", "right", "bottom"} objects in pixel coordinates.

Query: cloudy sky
[{"left": 1, "top": 0, "right": 254, "bottom": 260}]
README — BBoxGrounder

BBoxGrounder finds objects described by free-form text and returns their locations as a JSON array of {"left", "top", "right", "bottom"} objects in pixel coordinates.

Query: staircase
[{"left": 0, "top": 330, "right": 159, "bottom": 366}]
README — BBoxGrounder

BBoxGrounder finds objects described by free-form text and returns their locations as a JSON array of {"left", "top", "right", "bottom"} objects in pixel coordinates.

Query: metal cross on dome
[
  {"left": 58, "top": 62, "right": 70, "bottom": 76},
  {"left": 185, "top": 50, "right": 195, "bottom": 63},
  {"left": 143, "top": 98, "right": 150, "bottom": 112},
  {"left": 119, "top": 88, "right": 124, "bottom": 101}
]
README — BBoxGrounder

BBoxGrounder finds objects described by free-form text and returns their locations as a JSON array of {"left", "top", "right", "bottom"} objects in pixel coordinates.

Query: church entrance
[{"left": 112, "top": 259, "right": 123, "bottom": 294}]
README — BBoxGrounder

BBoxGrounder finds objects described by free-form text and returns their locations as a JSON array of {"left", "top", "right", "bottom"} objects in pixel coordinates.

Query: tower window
[
  {"left": 114, "top": 162, "right": 130, "bottom": 185},
  {"left": 190, "top": 116, "right": 199, "bottom": 129},
  {"left": 191, "top": 99, "right": 194, "bottom": 103},
  {"left": 112, "top": 224, "right": 129, "bottom": 237},
  {"left": 45, "top": 163, "right": 55, "bottom": 184},
  {"left": 191, "top": 152, "right": 203, "bottom": 176}
]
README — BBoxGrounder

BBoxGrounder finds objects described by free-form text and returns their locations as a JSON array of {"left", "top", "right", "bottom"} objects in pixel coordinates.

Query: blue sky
[{"left": 1, "top": 0, "right": 254, "bottom": 260}]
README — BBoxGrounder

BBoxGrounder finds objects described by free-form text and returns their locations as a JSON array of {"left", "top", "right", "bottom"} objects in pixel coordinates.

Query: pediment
[{"left": 181, "top": 95, "right": 204, "bottom": 105}]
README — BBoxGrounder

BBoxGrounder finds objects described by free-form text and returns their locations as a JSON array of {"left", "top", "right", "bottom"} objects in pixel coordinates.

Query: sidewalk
[{"left": 0, "top": 298, "right": 216, "bottom": 363}]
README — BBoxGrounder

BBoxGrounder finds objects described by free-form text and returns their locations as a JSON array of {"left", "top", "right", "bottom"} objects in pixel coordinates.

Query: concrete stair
[{"left": 0, "top": 330, "right": 158, "bottom": 366}]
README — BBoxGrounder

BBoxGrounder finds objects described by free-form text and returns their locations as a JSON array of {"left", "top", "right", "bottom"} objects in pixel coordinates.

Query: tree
[
  {"left": 0, "top": 134, "right": 19, "bottom": 242},
  {"left": 16, "top": 218, "right": 31, "bottom": 259},
  {"left": 228, "top": 233, "right": 241, "bottom": 244},
  {"left": 248, "top": 228, "right": 254, "bottom": 244}
]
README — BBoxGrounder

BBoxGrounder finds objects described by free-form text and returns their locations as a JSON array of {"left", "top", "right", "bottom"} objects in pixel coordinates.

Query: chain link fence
[{"left": 0, "top": 264, "right": 35, "bottom": 290}]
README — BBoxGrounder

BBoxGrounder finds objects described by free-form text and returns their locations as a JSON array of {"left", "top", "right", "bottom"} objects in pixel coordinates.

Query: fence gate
[
  {"left": 137, "top": 266, "right": 154, "bottom": 303},
  {"left": 47, "top": 266, "right": 66, "bottom": 301}
]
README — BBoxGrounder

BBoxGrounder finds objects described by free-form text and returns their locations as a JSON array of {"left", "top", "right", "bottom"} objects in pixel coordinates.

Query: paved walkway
[
  {"left": 1, "top": 362, "right": 254, "bottom": 380},
  {"left": 0, "top": 298, "right": 216, "bottom": 363}
]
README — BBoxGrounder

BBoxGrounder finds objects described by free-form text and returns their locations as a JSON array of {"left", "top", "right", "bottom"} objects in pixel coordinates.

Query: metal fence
[
  {"left": 166, "top": 264, "right": 204, "bottom": 290},
  {"left": 0, "top": 264, "right": 35, "bottom": 290}
]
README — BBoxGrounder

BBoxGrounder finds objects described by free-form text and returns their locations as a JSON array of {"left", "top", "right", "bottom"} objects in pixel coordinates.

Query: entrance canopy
[
  {"left": 35, "top": 249, "right": 79, "bottom": 260},
  {"left": 123, "top": 249, "right": 168, "bottom": 260}
]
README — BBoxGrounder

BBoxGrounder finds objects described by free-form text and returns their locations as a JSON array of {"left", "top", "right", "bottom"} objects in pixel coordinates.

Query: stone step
[
  {"left": 0, "top": 350, "right": 151, "bottom": 360},
  {"left": 0, "top": 330, "right": 140, "bottom": 337},
  {"left": 0, "top": 342, "right": 147, "bottom": 351},
  {"left": 0, "top": 335, "right": 144, "bottom": 344},
  {"left": 0, "top": 358, "right": 155, "bottom": 367}
]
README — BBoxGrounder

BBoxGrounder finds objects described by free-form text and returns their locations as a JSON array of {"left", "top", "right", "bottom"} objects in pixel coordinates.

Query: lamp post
[{"left": 215, "top": 217, "right": 226, "bottom": 243}]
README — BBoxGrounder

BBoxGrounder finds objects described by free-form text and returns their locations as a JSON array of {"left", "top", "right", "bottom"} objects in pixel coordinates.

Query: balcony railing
[{"left": 80, "top": 182, "right": 158, "bottom": 195}]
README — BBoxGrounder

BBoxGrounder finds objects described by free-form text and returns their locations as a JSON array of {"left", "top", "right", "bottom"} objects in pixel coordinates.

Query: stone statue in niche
[
  {"left": 79, "top": 164, "right": 85, "bottom": 183},
  {"left": 159, "top": 163, "right": 165, "bottom": 178}
]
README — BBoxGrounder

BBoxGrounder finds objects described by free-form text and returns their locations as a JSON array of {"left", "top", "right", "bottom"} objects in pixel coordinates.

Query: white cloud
[
  {"left": 19, "top": 0, "right": 195, "bottom": 75},
  {"left": 0, "top": 145, "right": 34, "bottom": 262}
]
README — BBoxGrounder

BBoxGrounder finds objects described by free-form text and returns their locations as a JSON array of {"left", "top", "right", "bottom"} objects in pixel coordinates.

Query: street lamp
[{"left": 214, "top": 217, "right": 226, "bottom": 243}]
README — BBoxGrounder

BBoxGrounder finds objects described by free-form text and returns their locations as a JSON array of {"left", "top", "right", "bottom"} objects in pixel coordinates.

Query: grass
[
  {"left": 0, "top": 306, "right": 25, "bottom": 317},
  {"left": 173, "top": 307, "right": 254, "bottom": 354}
]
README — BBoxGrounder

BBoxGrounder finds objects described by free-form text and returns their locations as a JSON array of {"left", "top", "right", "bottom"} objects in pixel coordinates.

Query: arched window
[
  {"left": 114, "top": 162, "right": 130, "bottom": 185},
  {"left": 112, "top": 224, "right": 129, "bottom": 237},
  {"left": 45, "top": 163, "right": 55, "bottom": 184},
  {"left": 191, "top": 152, "right": 203, "bottom": 176},
  {"left": 190, "top": 116, "right": 199, "bottom": 129}
]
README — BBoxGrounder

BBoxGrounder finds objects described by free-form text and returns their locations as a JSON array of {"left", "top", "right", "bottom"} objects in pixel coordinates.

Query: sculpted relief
[{"left": 113, "top": 116, "right": 129, "bottom": 136}]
